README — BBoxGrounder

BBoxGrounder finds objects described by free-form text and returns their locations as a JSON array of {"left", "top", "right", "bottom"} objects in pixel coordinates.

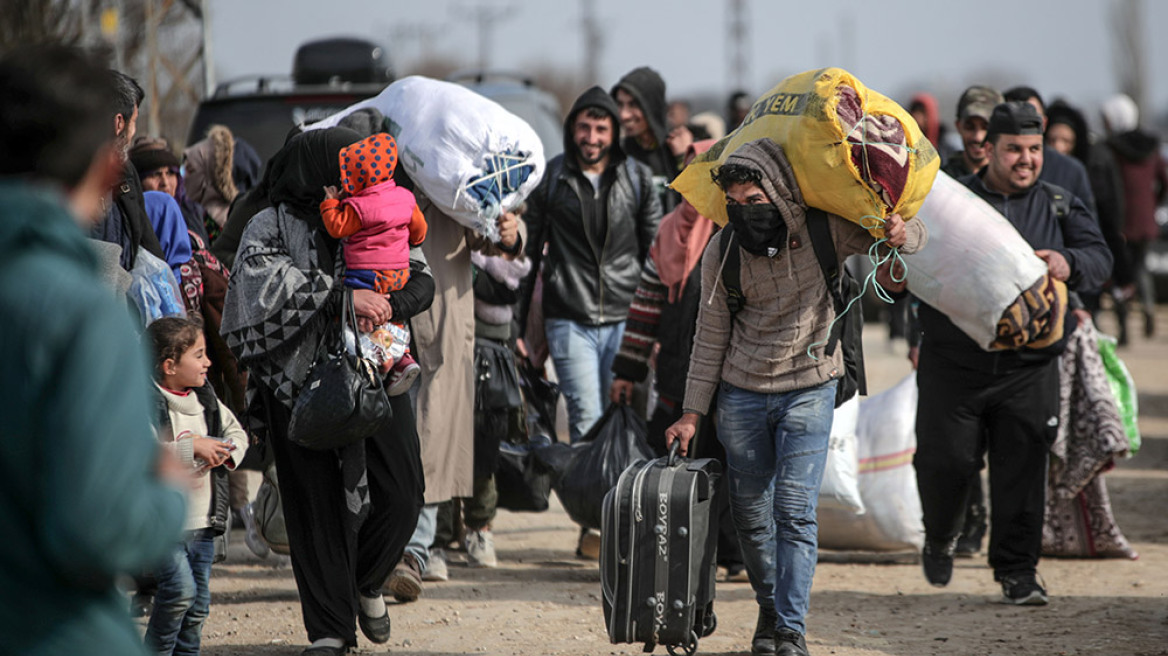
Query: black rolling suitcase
[{"left": 601, "top": 445, "right": 721, "bottom": 656}]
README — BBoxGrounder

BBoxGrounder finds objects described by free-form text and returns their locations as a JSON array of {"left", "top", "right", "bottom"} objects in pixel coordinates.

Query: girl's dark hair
[{"left": 146, "top": 316, "right": 204, "bottom": 375}]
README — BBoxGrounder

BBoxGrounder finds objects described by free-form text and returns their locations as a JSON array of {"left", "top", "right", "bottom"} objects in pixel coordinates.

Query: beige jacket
[
  {"left": 682, "top": 139, "right": 928, "bottom": 414},
  {"left": 412, "top": 196, "right": 525, "bottom": 503}
]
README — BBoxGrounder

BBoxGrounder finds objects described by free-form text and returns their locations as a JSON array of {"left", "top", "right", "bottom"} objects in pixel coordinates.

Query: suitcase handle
[{"left": 667, "top": 441, "right": 680, "bottom": 467}]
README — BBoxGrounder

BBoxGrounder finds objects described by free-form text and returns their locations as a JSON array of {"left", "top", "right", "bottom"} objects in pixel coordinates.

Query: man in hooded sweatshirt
[
  {"left": 1102, "top": 93, "right": 1168, "bottom": 340},
  {"left": 520, "top": 86, "right": 663, "bottom": 446},
  {"left": 666, "top": 138, "right": 925, "bottom": 655},
  {"left": 612, "top": 66, "right": 687, "bottom": 211}
]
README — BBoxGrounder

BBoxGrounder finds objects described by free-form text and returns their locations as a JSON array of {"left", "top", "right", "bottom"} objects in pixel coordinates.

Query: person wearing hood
[
  {"left": 519, "top": 86, "right": 662, "bottom": 447},
  {"left": 665, "top": 138, "right": 925, "bottom": 656},
  {"left": 184, "top": 124, "right": 240, "bottom": 244},
  {"left": 908, "top": 92, "right": 952, "bottom": 163},
  {"left": 609, "top": 139, "right": 747, "bottom": 583},
  {"left": 612, "top": 66, "right": 685, "bottom": 211},
  {"left": 1045, "top": 99, "right": 1132, "bottom": 324},
  {"left": 0, "top": 44, "right": 188, "bottom": 656},
  {"left": 1102, "top": 93, "right": 1168, "bottom": 341}
]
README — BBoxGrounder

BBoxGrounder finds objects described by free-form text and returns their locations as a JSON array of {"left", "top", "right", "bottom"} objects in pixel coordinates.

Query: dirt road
[{"left": 201, "top": 314, "right": 1168, "bottom": 656}]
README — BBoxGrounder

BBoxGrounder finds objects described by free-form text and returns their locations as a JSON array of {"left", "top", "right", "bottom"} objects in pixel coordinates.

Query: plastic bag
[
  {"left": 252, "top": 464, "right": 290, "bottom": 556},
  {"left": 673, "top": 67, "right": 939, "bottom": 237},
  {"left": 519, "top": 360, "right": 560, "bottom": 443},
  {"left": 307, "top": 76, "right": 545, "bottom": 241},
  {"left": 818, "top": 373, "right": 924, "bottom": 552},
  {"left": 128, "top": 246, "right": 186, "bottom": 325},
  {"left": 551, "top": 403, "right": 656, "bottom": 530},
  {"left": 819, "top": 397, "right": 865, "bottom": 515},
  {"left": 496, "top": 435, "right": 557, "bottom": 512},
  {"left": 1097, "top": 333, "right": 1140, "bottom": 455}
]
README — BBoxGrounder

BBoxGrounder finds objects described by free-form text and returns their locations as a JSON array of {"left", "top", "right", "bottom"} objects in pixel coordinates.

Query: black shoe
[
  {"left": 301, "top": 645, "right": 348, "bottom": 655},
  {"left": 921, "top": 538, "right": 957, "bottom": 587},
  {"left": 357, "top": 595, "right": 391, "bottom": 644},
  {"left": 998, "top": 572, "right": 1049, "bottom": 606},
  {"left": 751, "top": 605, "right": 778, "bottom": 655},
  {"left": 775, "top": 628, "right": 809, "bottom": 656}
]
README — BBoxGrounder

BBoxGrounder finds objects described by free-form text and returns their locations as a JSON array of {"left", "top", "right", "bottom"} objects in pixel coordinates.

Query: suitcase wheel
[{"left": 666, "top": 630, "right": 699, "bottom": 656}]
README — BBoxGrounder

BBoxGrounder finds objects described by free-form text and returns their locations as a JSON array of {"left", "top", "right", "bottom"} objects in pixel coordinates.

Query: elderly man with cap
[
  {"left": 942, "top": 85, "right": 1003, "bottom": 178},
  {"left": 913, "top": 101, "right": 1111, "bottom": 605}
]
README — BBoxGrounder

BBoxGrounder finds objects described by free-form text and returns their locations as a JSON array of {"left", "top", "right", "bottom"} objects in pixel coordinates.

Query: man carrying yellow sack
[
  {"left": 913, "top": 102, "right": 1111, "bottom": 606},
  {"left": 666, "top": 137, "right": 927, "bottom": 656}
]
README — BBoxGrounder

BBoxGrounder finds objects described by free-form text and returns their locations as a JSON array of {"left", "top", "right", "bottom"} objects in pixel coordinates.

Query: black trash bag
[
  {"left": 496, "top": 435, "right": 556, "bottom": 512},
  {"left": 518, "top": 360, "right": 560, "bottom": 442},
  {"left": 551, "top": 403, "right": 655, "bottom": 530},
  {"left": 474, "top": 338, "right": 525, "bottom": 478}
]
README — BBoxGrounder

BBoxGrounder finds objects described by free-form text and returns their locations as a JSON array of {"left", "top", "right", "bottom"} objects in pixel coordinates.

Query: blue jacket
[{"left": 0, "top": 182, "right": 186, "bottom": 655}]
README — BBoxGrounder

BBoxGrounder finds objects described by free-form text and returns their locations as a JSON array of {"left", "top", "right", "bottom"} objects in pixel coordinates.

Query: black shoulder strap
[
  {"left": 195, "top": 383, "right": 224, "bottom": 438},
  {"left": 718, "top": 226, "right": 745, "bottom": 317},
  {"left": 1039, "top": 181, "right": 1072, "bottom": 221},
  {"left": 804, "top": 209, "right": 845, "bottom": 355}
]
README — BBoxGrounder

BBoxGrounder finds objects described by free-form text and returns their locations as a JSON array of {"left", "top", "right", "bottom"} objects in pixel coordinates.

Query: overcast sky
[{"left": 209, "top": 0, "right": 1168, "bottom": 129}]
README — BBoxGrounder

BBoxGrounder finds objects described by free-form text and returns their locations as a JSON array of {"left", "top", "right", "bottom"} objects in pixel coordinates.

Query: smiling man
[
  {"left": 913, "top": 101, "right": 1111, "bottom": 606},
  {"left": 521, "top": 86, "right": 662, "bottom": 446},
  {"left": 942, "top": 85, "right": 1002, "bottom": 178}
]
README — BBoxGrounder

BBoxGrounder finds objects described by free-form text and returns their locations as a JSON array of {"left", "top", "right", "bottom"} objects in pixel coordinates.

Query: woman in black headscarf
[{"left": 221, "top": 127, "right": 429, "bottom": 655}]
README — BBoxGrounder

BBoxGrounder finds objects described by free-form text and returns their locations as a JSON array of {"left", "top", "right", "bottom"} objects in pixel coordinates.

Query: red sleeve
[
  {"left": 320, "top": 198, "right": 363, "bottom": 239},
  {"left": 407, "top": 204, "right": 428, "bottom": 246}
]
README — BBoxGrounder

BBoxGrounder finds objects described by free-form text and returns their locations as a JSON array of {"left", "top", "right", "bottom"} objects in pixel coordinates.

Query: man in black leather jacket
[{"left": 519, "top": 86, "right": 662, "bottom": 444}]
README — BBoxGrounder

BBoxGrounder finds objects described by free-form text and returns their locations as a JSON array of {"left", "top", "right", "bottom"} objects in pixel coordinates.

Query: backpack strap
[
  {"left": 804, "top": 209, "right": 845, "bottom": 356},
  {"left": 1038, "top": 181, "right": 1072, "bottom": 222},
  {"left": 717, "top": 226, "right": 745, "bottom": 317},
  {"left": 194, "top": 383, "right": 224, "bottom": 438}
]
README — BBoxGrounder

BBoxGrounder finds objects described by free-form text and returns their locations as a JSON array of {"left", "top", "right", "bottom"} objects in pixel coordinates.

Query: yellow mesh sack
[{"left": 672, "top": 68, "right": 939, "bottom": 238}]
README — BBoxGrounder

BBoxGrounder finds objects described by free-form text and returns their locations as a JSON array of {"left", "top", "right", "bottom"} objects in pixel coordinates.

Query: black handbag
[{"left": 288, "top": 290, "right": 391, "bottom": 450}]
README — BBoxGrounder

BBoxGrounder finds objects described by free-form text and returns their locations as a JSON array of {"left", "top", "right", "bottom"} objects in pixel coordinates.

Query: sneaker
[
  {"left": 774, "top": 628, "right": 809, "bottom": 656},
  {"left": 465, "top": 528, "right": 498, "bottom": 568},
  {"left": 576, "top": 527, "right": 601, "bottom": 560},
  {"left": 240, "top": 503, "right": 271, "bottom": 559},
  {"left": 999, "top": 572, "right": 1049, "bottom": 606},
  {"left": 921, "top": 537, "right": 957, "bottom": 587},
  {"left": 423, "top": 547, "right": 449, "bottom": 582},
  {"left": 386, "top": 355, "right": 421, "bottom": 397},
  {"left": 751, "top": 605, "right": 778, "bottom": 655},
  {"left": 385, "top": 553, "right": 423, "bottom": 603}
]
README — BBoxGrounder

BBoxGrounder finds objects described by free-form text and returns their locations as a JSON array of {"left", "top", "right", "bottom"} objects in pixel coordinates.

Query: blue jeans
[
  {"left": 405, "top": 503, "right": 438, "bottom": 568},
  {"left": 145, "top": 529, "right": 215, "bottom": 656},
  {"left": 716, "top": 380, "right": 836, "bottom": 635},
  {"left": 545, "top": 318, "right": 625, "bottom": 443}
]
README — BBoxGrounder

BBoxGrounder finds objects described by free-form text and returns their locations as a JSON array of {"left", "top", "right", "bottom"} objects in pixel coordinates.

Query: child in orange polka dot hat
[{"left": 321, "top": 132, "right": 427, "bottom": 395}]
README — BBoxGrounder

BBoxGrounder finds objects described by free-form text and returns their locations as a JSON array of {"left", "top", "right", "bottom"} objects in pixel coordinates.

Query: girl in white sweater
[{"left": 145, "top": 316, "right": 248, "bottom": 655}]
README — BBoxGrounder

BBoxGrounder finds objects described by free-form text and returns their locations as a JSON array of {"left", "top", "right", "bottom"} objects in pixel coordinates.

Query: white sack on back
[
  {"left": 307, "top": 76, "right": 545, "bottom": 242},
  {"left": 818, "top": 373, "right": 924, "bottom": 552},
  {"left": 901, "top": 171, "right": 1047, "bottom": 349},
  {"left": 818, "top": 397, "right": 864, "bottom": 515}
]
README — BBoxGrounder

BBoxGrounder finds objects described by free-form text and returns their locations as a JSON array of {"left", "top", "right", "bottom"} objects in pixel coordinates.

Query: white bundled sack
[
  {"left": 901, "top": 170, "right": 1048, "bottom": 349},
  {"left": 818, "top": 373, "right": 924, "bottom": 552},
  {"left": 818, "top": 397, "right": 864, "bottom": 515},
  {"left": 307, "top": 76, "right": 545, "bottom": 242}
]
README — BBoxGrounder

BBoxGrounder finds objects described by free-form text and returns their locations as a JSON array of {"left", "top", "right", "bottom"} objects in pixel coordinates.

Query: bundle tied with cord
[
  {"left": 672, "top": 67, "right": 939, "bottom": 238},
  {"left": 306, "top": 76, "right": 545, "bottom": 242}
]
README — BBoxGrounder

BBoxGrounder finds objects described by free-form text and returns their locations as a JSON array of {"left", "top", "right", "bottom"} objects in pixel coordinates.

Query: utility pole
[
  {"left": 727, "top": 0, "right": 750, "bottom": 93},
  {"left": 580, "top": 0, "right": 602, "bottom": 86},
  {"left": 458, "top": 3, "right": 517, "bottom": 71},
  {"left": 1111, "top": 0, "right": 1147, "bottom": 115},
  {"left": 201, "top": 0, "right": 216, "bottom": 98}
]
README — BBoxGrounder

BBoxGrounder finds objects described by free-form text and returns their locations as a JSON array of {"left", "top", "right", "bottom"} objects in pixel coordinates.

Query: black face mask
[{"left": 726, "top": 203, "right": 787, "bottom": 257}]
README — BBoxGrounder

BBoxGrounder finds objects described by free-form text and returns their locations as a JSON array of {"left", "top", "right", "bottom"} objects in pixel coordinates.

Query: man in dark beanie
[{"left": 912, "top": 101, "right": 1111, "bottom": 605}]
